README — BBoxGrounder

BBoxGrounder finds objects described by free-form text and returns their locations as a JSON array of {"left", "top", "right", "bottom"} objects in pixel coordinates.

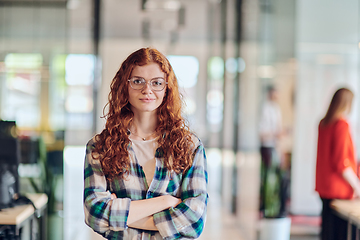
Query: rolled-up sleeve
[
  {"left": 83, "top": 140, "right": 131, "bottom": 235},
  {"left": 153, "top": 144, "right": 208, "bottom": 239}
]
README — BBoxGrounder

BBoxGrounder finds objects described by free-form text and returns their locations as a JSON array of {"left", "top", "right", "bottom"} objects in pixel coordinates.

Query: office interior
[{"left": 0, "top": 0, "right": 359, "bottom": 239}]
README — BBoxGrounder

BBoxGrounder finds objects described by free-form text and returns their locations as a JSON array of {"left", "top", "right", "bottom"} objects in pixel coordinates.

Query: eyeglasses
[{"left": 128, "top": 77, "right": 167, "bottom": 91}]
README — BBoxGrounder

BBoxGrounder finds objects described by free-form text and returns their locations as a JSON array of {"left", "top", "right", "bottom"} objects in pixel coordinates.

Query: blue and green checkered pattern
[{"left": 83, "top": 136, "right": 208, "bottom": 239}]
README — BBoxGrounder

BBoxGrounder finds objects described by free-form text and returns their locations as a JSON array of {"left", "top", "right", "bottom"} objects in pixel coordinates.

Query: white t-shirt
[
  {"left": 130, "top": 137, "right": 158, "bottom": 187},
  {"left": 258, "top": 100, "right": 282, "bottom": 147}
]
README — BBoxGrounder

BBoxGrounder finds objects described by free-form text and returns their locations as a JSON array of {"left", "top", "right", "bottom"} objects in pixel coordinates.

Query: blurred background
[{"left": 0, "top": 0, "right": 359, "bottom": 239}]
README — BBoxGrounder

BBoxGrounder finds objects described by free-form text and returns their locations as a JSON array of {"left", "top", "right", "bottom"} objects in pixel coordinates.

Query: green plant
[{"left": 261, "top": 150, "right": 288, "bottom": 218}]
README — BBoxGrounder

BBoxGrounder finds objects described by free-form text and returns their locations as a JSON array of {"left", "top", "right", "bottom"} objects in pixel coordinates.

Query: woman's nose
[{"left": 141, "top": 82, "right": 152, "bottom": 93}]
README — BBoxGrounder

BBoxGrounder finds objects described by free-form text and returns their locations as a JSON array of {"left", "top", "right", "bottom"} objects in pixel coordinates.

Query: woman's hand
[
  {"left": 119, "top": 195, "right": 182, "bottom": 225},
  {"left": 109, "top": 192, "right": 182, "bottom": 229},
  {"left": 164, "top": 195, "right": 182, "bottom": 208},
  {"left": 111, "top": 193, "right": 117, "bottom": 200},
  {"left": 342, "top": 167, "right": 360, "bottom": 198}
]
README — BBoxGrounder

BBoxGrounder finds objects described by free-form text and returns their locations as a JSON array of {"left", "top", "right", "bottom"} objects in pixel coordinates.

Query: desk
[
  {"left": 0, "top": 193, "right": 48, "bottom": 240},
  {"left": 331, "top": 199, "right": 360, "bottom": 240}
]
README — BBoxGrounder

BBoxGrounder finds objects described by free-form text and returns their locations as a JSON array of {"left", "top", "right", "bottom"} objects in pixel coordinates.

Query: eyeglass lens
[{"left": 129, "top": 77, "right": 166, "bottom": 91}]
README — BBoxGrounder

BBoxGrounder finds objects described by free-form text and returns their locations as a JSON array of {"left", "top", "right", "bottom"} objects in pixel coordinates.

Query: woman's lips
[{"left": 140, "top": 98, "right": 155, "bottom": 103}]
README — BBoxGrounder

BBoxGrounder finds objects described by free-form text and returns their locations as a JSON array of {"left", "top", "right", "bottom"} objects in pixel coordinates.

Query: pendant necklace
[{"left": 129, "top": 130, "right": 157, "bottom": 141}]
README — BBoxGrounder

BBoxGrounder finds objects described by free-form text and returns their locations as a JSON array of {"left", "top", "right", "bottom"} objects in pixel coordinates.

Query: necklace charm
[{"left": 128, "top": 128, "right": 156, "bottom": 141}]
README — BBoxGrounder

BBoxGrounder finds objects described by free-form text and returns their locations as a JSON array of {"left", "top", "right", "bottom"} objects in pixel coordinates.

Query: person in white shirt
[
  {"left": 259, "top": 86, "right": 282, "bottom": 153},
  {"left": 258, "top": 85, "right": 284, "bottom": 216}
]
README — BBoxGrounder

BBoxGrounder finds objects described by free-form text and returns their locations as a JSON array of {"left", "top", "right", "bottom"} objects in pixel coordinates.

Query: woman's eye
[
  {"left": 133, "top": 79, "right": 144, "bottom": 85},
  {"left": 152, "top": 81, "right": 162, "bottom": 86}
]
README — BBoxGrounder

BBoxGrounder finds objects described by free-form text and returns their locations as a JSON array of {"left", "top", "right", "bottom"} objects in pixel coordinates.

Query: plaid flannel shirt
[{"left": 83, "top": 135, "right": 208, "bottom": 240}]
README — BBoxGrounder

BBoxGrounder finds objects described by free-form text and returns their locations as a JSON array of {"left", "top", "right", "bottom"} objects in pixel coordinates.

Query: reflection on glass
[
  {"left": 206, "top": 148, "right": 222, "bottom": 166},
  {"left": 207, "top": 90, "right": 224, "bottom": 107},
  {"left": 208, "top": 57, "right": 224, "bottom": 80},
  {"left": 15, "top": 107, "right": 40, "bottom": 128},
  {"left": 64, "top": 54, "right": 94, "bottom": 132},
  {"left": 50, "top": 55, "right": 67, "bottom": 130},
  {"left": 6, "top": 72, "right": 40, "bottom": 95},
  {"left": 66, "top": 113, "right": 93, "bottom": 130},
  {"left": 65, "top": 94, "right": 93, "bottom": 113},
  {"left": 183, "top": 97, "right": 197, "bottom": 115},
  {"left": 257, "top": 65, "right": 276, "bottom": 78},
  {"left": 5, "top": 53, "right": 43, "bottom": 69},
  {"left": 225, "top": 58, "right": 238, "bottom": 74},
  {"left": 65, "top": 86, "right": 93, "bottom": 129},
  {"left": 1, "top": 53, "right": 43, "bottom": 128},
  {"left": 207, "top": 90, "right": 224, "bottom": 130},
  {"left": 65, "top": 54, "right": 95, "bottom": 86},
  {"left": 207, "top": 57, "right": 225, "bottom": 133},
  {"left": 225, "top": 57, "right": 246, "bottom": 74},
  {"left": 238, "top": 57, "right": 246, "bottom": 73},
  {"left": 207, "top": 106, "right": 223, "bottom": 125},
  {"left": 167, "top": 55, "right": 199, "bottom": 88}
]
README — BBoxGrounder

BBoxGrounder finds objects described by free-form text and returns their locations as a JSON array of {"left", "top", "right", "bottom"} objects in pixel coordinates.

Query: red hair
[{"left": 92, "top": 47, "right": 194, "bottom": 180}]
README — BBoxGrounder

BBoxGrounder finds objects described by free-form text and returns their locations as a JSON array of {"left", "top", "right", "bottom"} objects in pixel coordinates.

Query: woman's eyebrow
[{"left": 131, "top": 76, "right": 165, "bottom": 80}]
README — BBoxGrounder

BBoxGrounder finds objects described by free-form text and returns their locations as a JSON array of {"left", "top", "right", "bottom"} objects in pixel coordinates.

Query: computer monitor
[
  {"left": 0, "top": 120, "right": 17, "bottom": 138},
  {"left": 0, "top": 121, "right": 20, "bottom": 207}
]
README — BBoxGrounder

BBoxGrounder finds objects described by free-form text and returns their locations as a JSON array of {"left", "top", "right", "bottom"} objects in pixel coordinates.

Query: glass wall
[{"left": 0, "top": 3, "right": 68, "bottom": 239}]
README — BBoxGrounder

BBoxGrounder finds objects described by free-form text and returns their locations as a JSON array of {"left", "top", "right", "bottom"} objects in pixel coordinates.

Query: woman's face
[{"left": 128, "top": 62, "right": 167, "bottom": 115}]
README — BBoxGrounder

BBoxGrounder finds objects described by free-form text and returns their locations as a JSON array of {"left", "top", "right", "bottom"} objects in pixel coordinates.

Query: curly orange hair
[{"left": 92, "top": 47, "right": 194, "bottom": 181}]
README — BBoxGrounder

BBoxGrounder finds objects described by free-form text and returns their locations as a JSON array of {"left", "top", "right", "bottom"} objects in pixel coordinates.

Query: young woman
[
  {"left": 315, "top": 87, "right": 360, "bottom": 240},
  {"left": 83, "top": 47, "right": 208, "bottom": 239}
]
